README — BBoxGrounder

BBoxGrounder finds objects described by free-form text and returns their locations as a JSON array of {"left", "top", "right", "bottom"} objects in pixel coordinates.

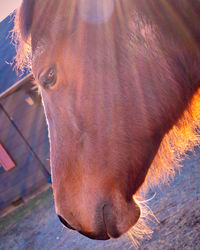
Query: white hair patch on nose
[{"left": 79, "top": 0, "right": 114, "bottom": 24}]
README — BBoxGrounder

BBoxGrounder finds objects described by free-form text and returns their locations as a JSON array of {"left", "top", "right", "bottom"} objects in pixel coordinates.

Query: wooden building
[{"left": 0, "top": 16, "right": 50, "bottom": 210}]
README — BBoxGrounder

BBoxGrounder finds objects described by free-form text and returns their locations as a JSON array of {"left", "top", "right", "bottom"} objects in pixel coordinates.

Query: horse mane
[
  {"left": 11, "top": 8, "right": 32, "bottom": 74},
  {"left": 12, "top": 4, "right": 200, "bottom": 192},
  {"left": 143, "top": 90, "right": 200, "bottom": 190}
]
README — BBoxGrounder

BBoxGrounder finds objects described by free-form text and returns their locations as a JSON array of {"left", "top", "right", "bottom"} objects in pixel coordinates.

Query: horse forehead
[
  {"left": 78, "top": 0, "right": 114, "bottom": 24},
  {"left": 32, "top": 0, "right": 115, "bottom": 51},
  {"left": 33, "top": 0, "right": 115, "bottom": 28}
]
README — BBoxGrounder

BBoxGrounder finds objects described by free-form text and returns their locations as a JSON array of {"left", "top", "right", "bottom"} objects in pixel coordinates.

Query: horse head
[{"left": 14, "top": 0, "right": 200, "bottom": 240}]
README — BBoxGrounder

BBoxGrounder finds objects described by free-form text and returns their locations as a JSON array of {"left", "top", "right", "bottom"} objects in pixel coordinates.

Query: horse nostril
[{"left": 57, "top": 215, "right": 75, "bottom": 230}]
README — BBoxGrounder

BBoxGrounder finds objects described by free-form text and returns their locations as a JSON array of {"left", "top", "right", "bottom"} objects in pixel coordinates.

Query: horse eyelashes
[{"left": 40, "top": 65, "right": 57, "bottom": 89}]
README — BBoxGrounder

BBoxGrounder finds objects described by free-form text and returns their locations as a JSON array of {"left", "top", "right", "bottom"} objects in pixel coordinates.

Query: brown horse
[{"left": 13, "top": 0, "right": 200, "bottom": 240}]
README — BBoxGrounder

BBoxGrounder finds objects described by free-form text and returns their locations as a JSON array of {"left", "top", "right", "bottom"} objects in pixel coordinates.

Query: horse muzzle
[{"left": 57, "top": 198, "right": 140, "bottom": 240}]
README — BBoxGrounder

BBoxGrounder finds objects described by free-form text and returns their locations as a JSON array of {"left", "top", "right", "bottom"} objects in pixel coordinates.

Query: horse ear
[{"left": 18, "top": 0, "right": 35, "bottom": 41}]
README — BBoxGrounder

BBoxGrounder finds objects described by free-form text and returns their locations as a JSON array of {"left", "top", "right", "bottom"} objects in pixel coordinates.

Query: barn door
[{"left": 0, "top": 85, "right": 50, "bottom": 210}]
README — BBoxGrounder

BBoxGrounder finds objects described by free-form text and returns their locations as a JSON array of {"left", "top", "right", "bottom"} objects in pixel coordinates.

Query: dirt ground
[{"left": 0, "top": 148, "right": 199, "bottom": 250}]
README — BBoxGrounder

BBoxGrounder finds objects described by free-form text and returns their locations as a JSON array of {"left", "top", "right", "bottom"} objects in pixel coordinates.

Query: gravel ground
[{"left": 0, "top": 148, "right": 199, "bottom": 250}]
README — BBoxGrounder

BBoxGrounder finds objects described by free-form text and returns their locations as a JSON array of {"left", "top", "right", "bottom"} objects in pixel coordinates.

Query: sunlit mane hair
[
  {"left": 11, "top": 9, "right": 32, "bottom": 74},
  {"left": 144, "top": 90, "right": 200, "bottom": 190},
  {"left": 134, "top": 89, "right": 200, "bottom": 246}
]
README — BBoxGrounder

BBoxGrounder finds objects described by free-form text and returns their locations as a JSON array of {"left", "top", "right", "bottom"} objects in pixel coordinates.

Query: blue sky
[{"left": 0, "top": 0, "right": 22, "bottom": 22}]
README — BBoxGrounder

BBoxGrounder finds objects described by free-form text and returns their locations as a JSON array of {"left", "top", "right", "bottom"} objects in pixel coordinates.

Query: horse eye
[{"left": 40, "top": 65, "right": 57, "bottom": 89}]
